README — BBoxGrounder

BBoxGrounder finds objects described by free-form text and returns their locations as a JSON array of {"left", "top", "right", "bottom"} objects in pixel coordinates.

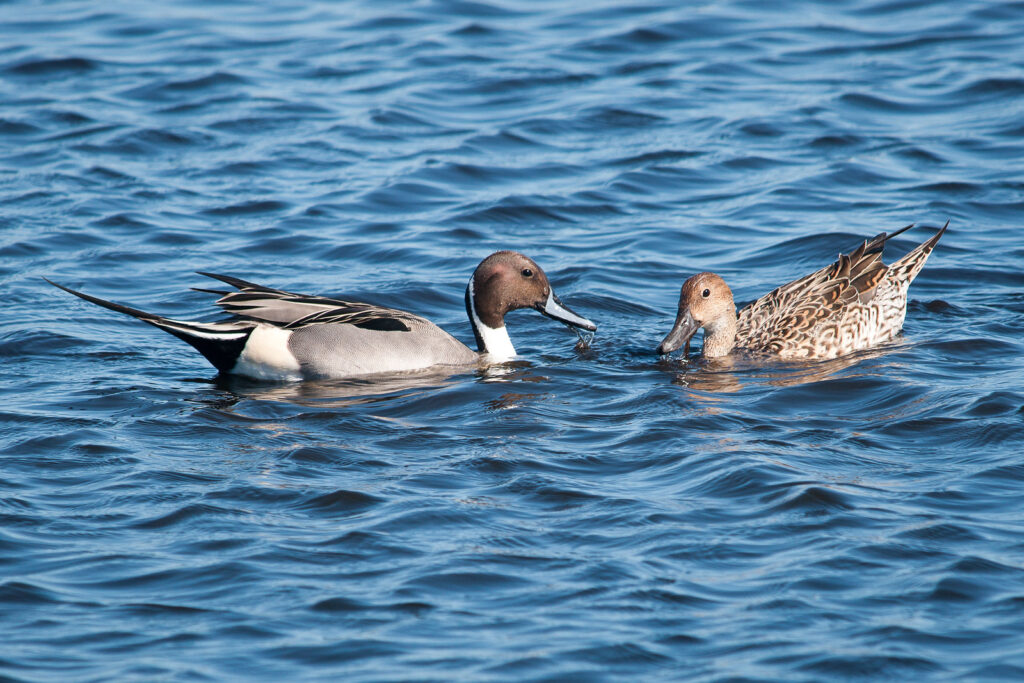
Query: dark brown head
[
  {"left": 465, "top": 251, "right": 596, "bottom": 354},
  {"left": 656, "top": 272, "right": 736, "bottom": 356}
]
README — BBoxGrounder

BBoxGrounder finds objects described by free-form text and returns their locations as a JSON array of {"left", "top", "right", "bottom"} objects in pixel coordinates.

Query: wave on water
[{"left": 2, "top": 0, "right": 1024, "bottom": 679}]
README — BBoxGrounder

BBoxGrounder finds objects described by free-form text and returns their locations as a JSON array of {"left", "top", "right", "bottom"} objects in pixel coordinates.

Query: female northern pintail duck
[
  {"left": 657, "top": 222, "right": 947, "bottom": 360},
  {"left": 47, "top": 251, "right": 596, "bottom": 380}
]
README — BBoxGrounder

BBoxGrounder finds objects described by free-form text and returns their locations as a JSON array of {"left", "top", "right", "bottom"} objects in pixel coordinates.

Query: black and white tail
[{"left": 45, "top": 278, "right": 254, "bottom": 373}]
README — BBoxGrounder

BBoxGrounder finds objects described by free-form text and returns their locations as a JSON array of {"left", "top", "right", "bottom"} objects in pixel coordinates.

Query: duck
[
  {"left": 46, "top": 251, "right": 596, "bottom": 380},
  {"left": 657, "top": 222, "right": 947, "bottom": 360}
]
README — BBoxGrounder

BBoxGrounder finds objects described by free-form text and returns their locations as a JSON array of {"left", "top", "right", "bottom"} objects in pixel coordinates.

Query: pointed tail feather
[
  {"left": 196, "top": 271, "right": 286, "bottom": 294},
  {"left": 44, "top": 278, "right": 253, "bottom": 373},
  {"left": 833, "top": 224, "right": 915, "bottom": 302},
  {"left": 864, "top": 222, "right": 916, "bottom": 253},
  {"left": 886, "top": 220, "right": 949, "bottom": 287}
]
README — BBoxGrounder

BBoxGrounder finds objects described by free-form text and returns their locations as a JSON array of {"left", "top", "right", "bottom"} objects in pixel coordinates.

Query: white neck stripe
[{"left": 468, "top": 276, "right": 516, "bottom": 361}]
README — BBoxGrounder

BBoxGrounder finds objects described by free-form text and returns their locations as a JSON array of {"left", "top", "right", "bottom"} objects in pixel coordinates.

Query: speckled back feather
[{"left": 734, "top": 222, "right": 947, "bottom": 359}]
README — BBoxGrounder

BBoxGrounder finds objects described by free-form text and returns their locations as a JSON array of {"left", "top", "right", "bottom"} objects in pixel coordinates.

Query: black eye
[
  {"left": 702, "top": 288, "right": 710, "bottom": 298},
  {"left": 522, "top": 268, "right": 533, "bottom": 278}
]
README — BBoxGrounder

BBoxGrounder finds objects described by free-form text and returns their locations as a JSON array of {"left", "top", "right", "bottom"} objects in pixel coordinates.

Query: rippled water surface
[{"left": 3, "top": 0, "right": 1024, "bottom": 679}]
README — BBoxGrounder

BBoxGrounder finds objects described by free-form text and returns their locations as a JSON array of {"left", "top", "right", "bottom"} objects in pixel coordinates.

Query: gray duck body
[
  {"left": 285, "top": 318, "right": 477, "bottom": 378},
  {"left": 47, "top": 251, "right": 596, "bottom": 381},
  {"left": 197, "top": 272, "right": 478, "bottom": 378}
]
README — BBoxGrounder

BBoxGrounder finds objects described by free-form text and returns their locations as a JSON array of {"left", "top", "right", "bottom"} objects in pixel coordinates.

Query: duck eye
[
  {"left": 702, "top": 288, "right": 710, "bottom": 298},
  {"left": 522, "top": 268, "right": 533, "bottom": 278}
]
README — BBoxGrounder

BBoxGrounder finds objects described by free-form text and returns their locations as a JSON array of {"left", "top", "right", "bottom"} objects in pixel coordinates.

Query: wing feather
[
  {"left": 195, "top": 272, "right": 424, "bottom": 332},
  {"left": 736, "top": 226, "right": 916, "bottom": 351}
]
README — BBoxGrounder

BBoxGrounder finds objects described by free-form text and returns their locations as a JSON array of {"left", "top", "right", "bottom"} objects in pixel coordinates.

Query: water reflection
[
  {"left": 661, "top": 342, "right": 910, "bottom": 393},
  {"left": 480, "top": 360, "right": 546, "bottom": 383},
  {"left": 185, "top": 360, "right": 553, "bottom": 412},
  {"left": 196, "top": 366, "right": 473, "bottom": 409},
  {"left": 485, "top": 391, "right": 546, "bottom": 411}
]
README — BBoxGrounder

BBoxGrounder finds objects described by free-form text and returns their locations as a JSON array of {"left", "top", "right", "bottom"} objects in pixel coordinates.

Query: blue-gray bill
[
  {"left": 537, "top": 290, "right": 597, "bottom": 332},
  {"left": 657, "top": 309, "right": 698, "bottom": 356}
]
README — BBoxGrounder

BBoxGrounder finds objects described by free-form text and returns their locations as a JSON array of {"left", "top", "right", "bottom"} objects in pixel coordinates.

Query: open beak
[
  {"left": 657, "top": 308, "right": 698, "bottom": 355},
  {"left": 537, "top": 290, "right": 597, "bottom": 331}
]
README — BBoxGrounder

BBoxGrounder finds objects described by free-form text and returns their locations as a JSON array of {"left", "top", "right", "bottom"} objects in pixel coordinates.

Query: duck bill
[
  {"left": 657, "top": 309, "right": 698, "bottom": 355},
  {"left": 537, "top": 290, "right": 596, "bottom": 331}
]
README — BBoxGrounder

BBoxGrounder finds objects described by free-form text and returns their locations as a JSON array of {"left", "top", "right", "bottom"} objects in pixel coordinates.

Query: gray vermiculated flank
[{"left": 287, "top": 318, "right": 477, "bottom": 377}]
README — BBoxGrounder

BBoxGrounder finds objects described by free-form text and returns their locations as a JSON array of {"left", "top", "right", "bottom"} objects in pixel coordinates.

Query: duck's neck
[
  {"left": 465, "top": 279, "right": 517, "bottom": 360},
  {"left": 476, "top": 323, "right": 516, "bottom": 360},
  {"left": 702, "top": 313, "right": 737, "bottom": 358}
]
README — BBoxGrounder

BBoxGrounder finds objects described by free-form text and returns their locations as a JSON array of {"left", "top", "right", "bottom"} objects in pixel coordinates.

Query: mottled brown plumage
[{"left": 658, "top": 222, "right": 948, "bottom": 360}]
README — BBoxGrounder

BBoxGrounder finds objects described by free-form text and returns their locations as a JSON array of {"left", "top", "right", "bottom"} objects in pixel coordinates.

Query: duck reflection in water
[
  {"left": 660, "top": 343, "right": 910, "bottom": 394},
  {"left": 192, "top": 366, "right": 470, "bottom": 410},
  {"left": 190, "top": 361, "right": 551, "bottom": 412}
]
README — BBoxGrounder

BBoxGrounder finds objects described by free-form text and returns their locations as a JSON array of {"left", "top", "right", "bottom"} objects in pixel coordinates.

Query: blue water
[{"left": 3, "top": 0, "right": 1024, "bottom": 679}]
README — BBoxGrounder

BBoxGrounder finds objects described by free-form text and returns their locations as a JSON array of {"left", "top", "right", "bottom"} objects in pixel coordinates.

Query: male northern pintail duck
[
  {"left": 47, "top": 251, "right": 596, "bottom": 380},
  {"left": 657, "top": 222, "right": 948, "bottom": 360}
]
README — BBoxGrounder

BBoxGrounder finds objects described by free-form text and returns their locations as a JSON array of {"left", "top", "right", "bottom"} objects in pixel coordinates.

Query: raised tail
[
  {"left": 861, "top": 222, "right": 916, "bottom": 253},
  {"left": 885, "top": 220, "right": 948, "bottom": 287},
  {"left": 44, "top": 278, "right": 254, "bottom": 373}
]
